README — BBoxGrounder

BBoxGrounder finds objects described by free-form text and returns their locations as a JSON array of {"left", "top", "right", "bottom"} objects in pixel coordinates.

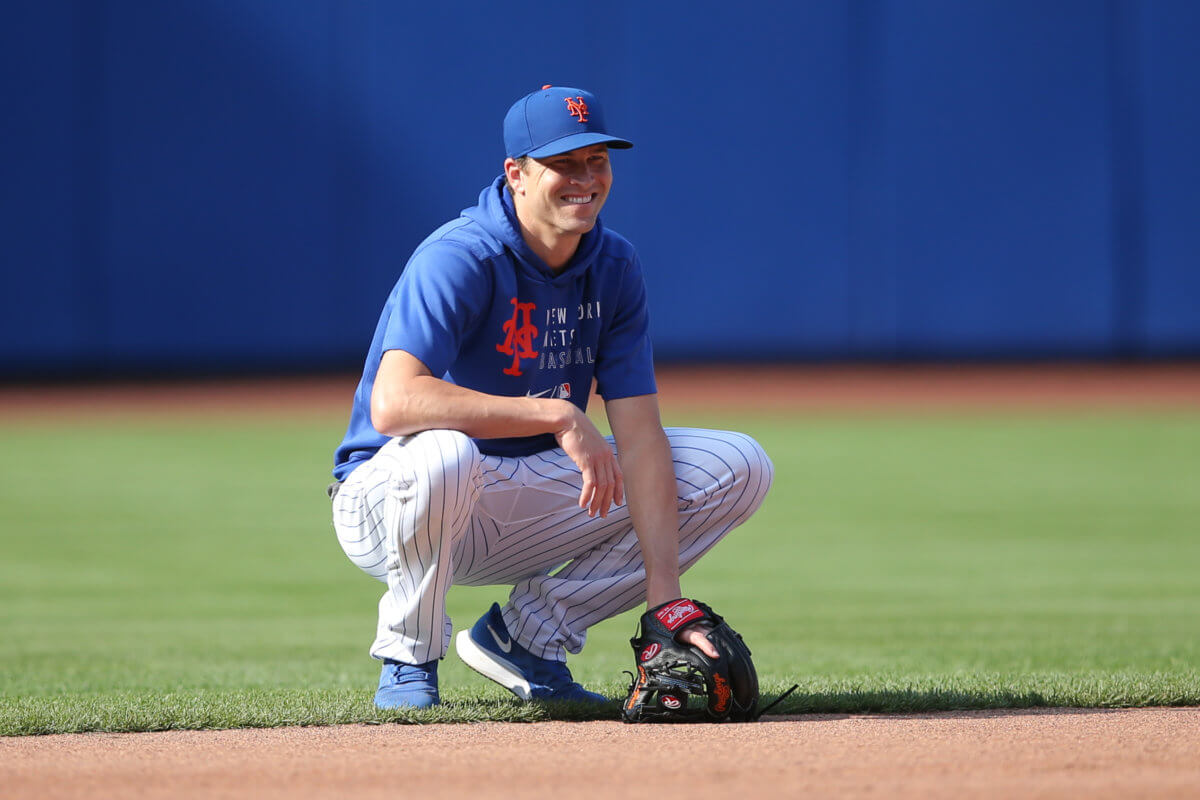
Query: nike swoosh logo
[
  {"left": 487, "top": 623, "right": 513, "bottom": 653},
  {"left": 525, "top": 387, "right": 554, "bottom": 398}
]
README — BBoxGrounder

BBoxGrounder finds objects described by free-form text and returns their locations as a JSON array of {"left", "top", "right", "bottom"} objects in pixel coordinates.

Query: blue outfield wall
[{"left": 2, "top": 0, "right": 1198, "bottom": 374}]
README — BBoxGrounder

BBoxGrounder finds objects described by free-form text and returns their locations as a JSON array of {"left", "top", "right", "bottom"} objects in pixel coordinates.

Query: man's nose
[{"left": 569, "top": 163, "right": 596, "bottom": 184}]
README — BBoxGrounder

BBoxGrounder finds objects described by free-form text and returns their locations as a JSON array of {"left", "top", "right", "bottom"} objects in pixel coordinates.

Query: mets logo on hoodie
[{"left": 496, "top": 297, "right": 538, "bottom": 376}]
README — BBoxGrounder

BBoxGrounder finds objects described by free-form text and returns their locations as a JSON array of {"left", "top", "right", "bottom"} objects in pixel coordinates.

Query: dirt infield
[
  {"left": 4, "top": 708, "right": 1199, "bottom": 799},
  {"left": 1, "top": 362, "right": 1198, "bottom": 418}
]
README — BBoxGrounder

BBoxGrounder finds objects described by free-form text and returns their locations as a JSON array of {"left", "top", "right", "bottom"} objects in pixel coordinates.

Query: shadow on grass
[
  {"left": 759, "top": 688, "right": 1172, "bottom": 719},
  {"left": 358, "top": 686, "right": 1174, "bottom": 726},
  {"left": 371, "top": 697, "right": 621, "bottom": 725}
]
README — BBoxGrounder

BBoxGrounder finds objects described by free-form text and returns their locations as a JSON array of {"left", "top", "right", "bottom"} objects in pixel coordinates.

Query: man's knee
[
  {"left": 411, "top": 429, "right": 482, "bottom": 499},
  {"left": 735, "top": 432, "right": 774, "bottom": 514},
  {"left": 417, "top": 428, "right": 481, "bottom": 468},
  {"left": 378, "top": 430, "right": 482, "bottom": 529},
  {"left": 669, "top": 428, "right": 773, "bottom": 521}
]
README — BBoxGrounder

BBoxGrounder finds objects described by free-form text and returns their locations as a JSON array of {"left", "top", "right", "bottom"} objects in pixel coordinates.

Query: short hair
[{"left": 505, "top": 155, "right": 530, "bottom": 195}]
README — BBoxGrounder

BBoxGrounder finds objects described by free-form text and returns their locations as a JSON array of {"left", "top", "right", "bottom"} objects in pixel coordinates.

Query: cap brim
[{"left": 524, "top": 132, "right": 634, "bottom": 158}]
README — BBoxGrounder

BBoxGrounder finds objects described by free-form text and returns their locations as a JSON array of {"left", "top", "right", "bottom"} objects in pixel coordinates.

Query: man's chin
[{"left": 562, "top": 215, "right": 599, "bottom": 234}]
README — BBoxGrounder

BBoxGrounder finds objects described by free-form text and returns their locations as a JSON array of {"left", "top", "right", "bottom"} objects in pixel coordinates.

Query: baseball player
[{"left": 329, "top": 85, "right": 773, "bottom": 709}]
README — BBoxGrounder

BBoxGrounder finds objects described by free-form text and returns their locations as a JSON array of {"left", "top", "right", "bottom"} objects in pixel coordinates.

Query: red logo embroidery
[
  {"left": 565, "top": 96, "right": 589, "bottom": 122},
  {"left": 655, "top": 599, "right": 705, "bottom": 632},
  {"left": 660, "top": 694, "right": 682, "bottom": 710},
  {"left": 640, "top": 643, "right": 661, "bottom": 662},
  {"left": 712, "top": 674, "right": 731, "bottom": 712},
  {"left": 558, "top": 382, "right": 571, "bottom": 399},
  {"left": 496, "top": 297, "right": 538, "bottom": 376}
]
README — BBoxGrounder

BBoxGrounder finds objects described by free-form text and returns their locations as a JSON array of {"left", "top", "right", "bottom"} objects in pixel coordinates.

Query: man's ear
[{"left": 503, "top": 157, "right": 525, "bottom": 195}]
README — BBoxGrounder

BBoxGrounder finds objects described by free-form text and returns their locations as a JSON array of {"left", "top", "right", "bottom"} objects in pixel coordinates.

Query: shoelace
[{"left": 386, "top": 663, "right": 435, "bottom": 684}]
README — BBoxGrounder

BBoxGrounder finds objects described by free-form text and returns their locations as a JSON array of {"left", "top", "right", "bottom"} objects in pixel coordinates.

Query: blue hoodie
[{"left": 332, "top": 176, "right": 657, "bottom": 480}]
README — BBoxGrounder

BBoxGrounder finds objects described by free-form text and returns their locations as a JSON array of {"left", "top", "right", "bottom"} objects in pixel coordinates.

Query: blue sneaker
[
  {"left": 374, "top": 658, "right": 440, "bottom": 709},
  {"left": 455, "top": 603, "right": 608, "bottom": 705}
]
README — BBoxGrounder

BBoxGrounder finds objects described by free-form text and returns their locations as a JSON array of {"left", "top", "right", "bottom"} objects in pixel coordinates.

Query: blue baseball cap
[{"left": 503, "top": 85, "right": 633, "bottom": 159}]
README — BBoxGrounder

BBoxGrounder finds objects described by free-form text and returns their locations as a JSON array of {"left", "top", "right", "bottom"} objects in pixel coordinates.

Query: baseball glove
[{"left": 622, "top": 598, "right": 759, "bottom": 723}]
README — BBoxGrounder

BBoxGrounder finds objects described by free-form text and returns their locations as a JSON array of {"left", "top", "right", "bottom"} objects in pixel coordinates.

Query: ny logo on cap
[{"left": 564, "top": 96, "right": 589, "bottom": 123}]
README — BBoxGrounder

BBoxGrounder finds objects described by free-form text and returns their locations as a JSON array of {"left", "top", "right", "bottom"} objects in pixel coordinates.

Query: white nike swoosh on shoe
[
  {"left": 456, "top": 629, "right": 532, "bottom": 700},
  {"left": 487, "top": 623, "right": 513, "bottom": 653}
]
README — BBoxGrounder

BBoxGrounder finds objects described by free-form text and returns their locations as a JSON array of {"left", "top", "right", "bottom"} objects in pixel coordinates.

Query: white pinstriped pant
[{"left": 331, "top": 427, "right": 773, "bottom": 665}]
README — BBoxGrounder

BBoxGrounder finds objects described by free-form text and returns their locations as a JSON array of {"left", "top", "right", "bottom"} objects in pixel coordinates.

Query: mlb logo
[{"left": 557, "top": 382, "right": 571, "bottom": 399}]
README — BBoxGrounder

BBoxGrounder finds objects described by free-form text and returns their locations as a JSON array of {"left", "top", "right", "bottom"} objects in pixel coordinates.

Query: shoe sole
[
  {"left": 455, "top": 629, "right": 533, "bottom": 701},
  {"left": 374, "top": 694, "right": 439, "bottom": 710}
]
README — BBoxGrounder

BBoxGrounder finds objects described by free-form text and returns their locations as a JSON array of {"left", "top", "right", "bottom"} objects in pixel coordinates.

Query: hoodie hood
[{"left": 462, "top": 176, "right": 605, "bottom": 285}]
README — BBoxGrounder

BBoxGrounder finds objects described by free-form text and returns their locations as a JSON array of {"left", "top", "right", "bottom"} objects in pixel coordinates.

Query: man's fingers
[
  {"left": 592, "top": 460, "right": 613, "bottom": 517},
  {"left": 611, "top": 462, "right": 625, "bottom": 508},
  {"left": 578, "top": 464, "right": 596, "bottom": 510},
  {"left": 573, "top": 448, "right": 622, "bottom": 518},
  {"left": 598, "top": 457, "right": 624, "bottom": 517},
  {"left": 557, "top": 411, "right": 624, "bottom": 517},
  {"left": 585, "top": 461, "right": 600, "bottom": 514},
  {"left": 680, "top": 625, "right": 719, "bottom": 658}
]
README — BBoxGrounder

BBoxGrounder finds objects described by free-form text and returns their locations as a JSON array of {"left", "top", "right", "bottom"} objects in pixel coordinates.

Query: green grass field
[{"left": 2, "top": 406, "right": 1198, "bottom": 734}]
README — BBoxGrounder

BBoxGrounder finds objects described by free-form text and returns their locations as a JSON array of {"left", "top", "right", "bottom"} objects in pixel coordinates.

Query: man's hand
[
  {"left": 554, "top": 401, "right": 624, "bottom": 517},
  {"left": 678, "top": 623, "right": 719, "bottom": 658},
  {"left": 623, "top": 599, "right": 761, "bottom": 723}
]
